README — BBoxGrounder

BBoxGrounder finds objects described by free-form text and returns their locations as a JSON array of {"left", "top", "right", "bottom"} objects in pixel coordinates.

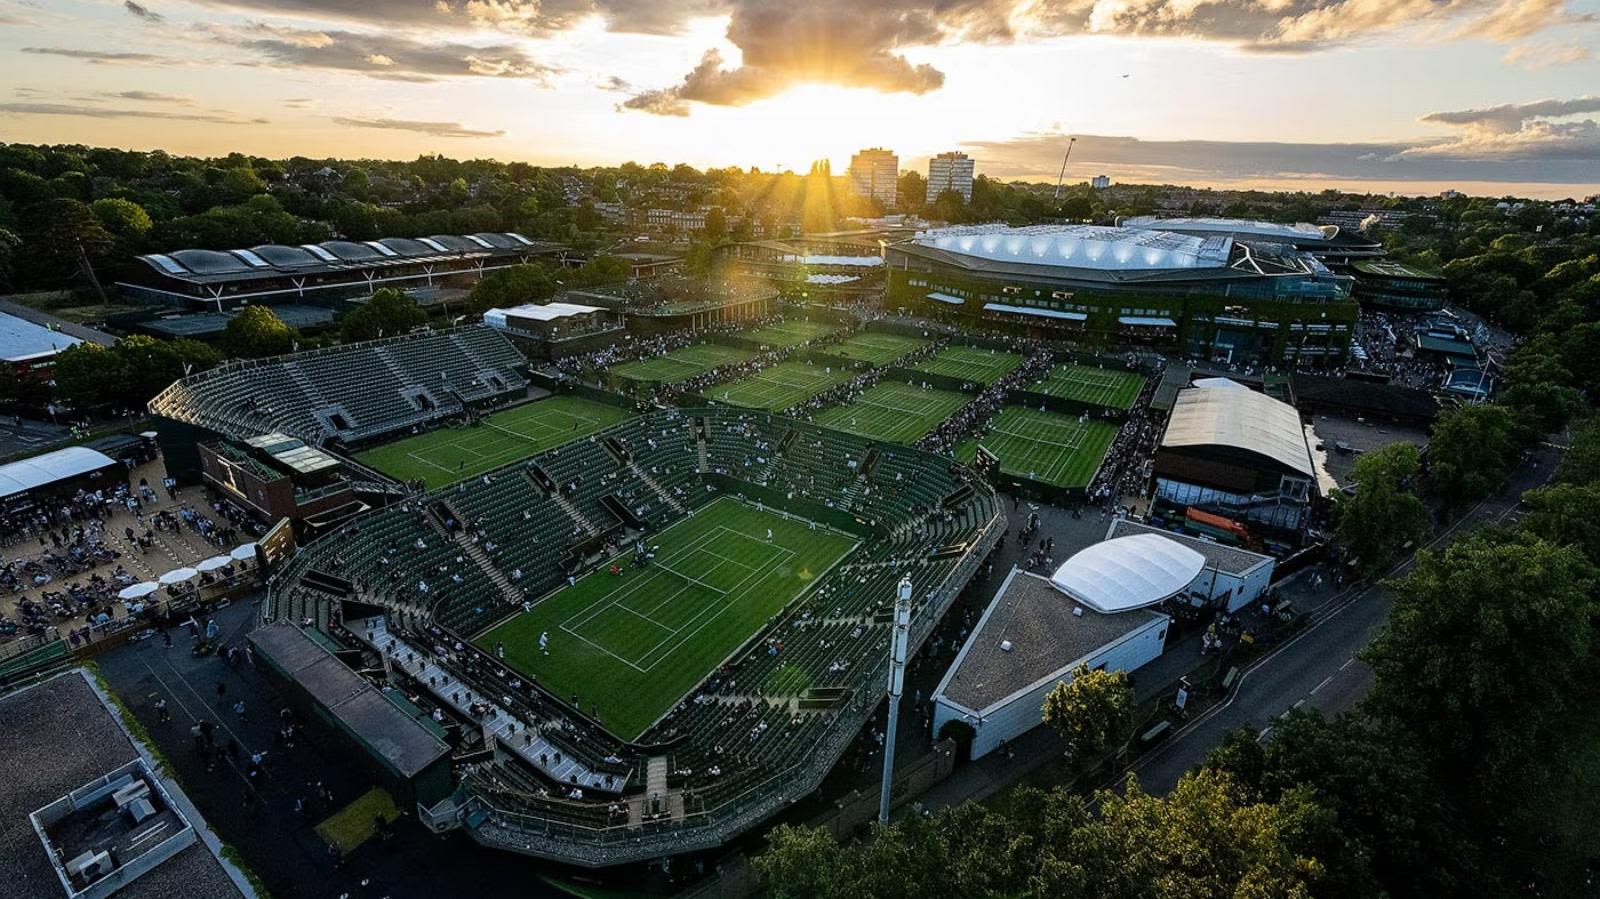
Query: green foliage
[
  {"left": 222, "top": 305, "right": 298, "bottom": 358},
  {"left": 1333, "top": 443, "right": 1430, "bottom": 571},
  {"left": 1040, "top": 663, "right": 1135, "bottom": 761},
  {"left": 91, "top": 197, "right": 153, "bottom": 239},
  {"left": 1425, "top": 403, "right": 1523, "bottom": 509},
  {"left": 52, "top": 334, "right": 220, "bottom": 412},
  {"left": 15, "top": 197, "right": 114, "bottom": 287},
  {"left": 1556, "top": 417, "right": 1600, "bottom": 486},
  {"left": 466, "top": 264, "right": 556, "bottom": 315},
  {"left": 341, "top": 288, "right": 428, "bottom": 342}
]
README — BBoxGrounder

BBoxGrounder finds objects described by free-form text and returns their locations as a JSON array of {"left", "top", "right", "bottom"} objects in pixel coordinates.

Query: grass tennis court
[
  {"left": 811, "top": 381, "right": 969, "bottom": 444},
  {"left": 713, "top": 360, "right": 858, "bottom": 411},
  {"left": 476, "top": 496, "right": 856, "bottom": 741},
  {"left": 824, "top": 333, "right": 927, "bottom": 366},
  {"left": 912, "top": 345, "right": 1025, "bottom": 385},
  {"left": 1029, "top": 363, "right": 1145, "bottom": 410},
  {"left": 609, "top": 343, "right": 754, "bottom": 385},
  {"left": 955, "top": 405, "right": 1118, "bottom": 488},
  {"left": 740, "top": 319, "right": 841, "bottom": 348},
  {"left": 357, "top": 396, "right": 633, "bottom": 489}
]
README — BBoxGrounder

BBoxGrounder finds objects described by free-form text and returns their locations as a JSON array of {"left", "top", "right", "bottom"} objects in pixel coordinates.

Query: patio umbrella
[
  {"left": 196, "top": 556, "right": 231, "bottom": 573},
  {"left": 117, "top": 582, "right": 159, "bottom": 601},
  {"left": 158, "top": 567, "right": 199, "bottom": 586},
  {"left": 230, "top": 543, "right": 258, "bottom": 562}
]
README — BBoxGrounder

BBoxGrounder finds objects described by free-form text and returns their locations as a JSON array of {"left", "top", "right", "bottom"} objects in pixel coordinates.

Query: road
[{"left": 1123, "top": 440, "right": 1562, "bottom": 794}]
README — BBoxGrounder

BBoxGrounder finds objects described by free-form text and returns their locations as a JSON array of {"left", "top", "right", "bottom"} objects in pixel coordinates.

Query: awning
[
  {"left": 983, "top": 303, "right": 1086, "bottom": 321},
  {"left": 1050, "top": 534, "right": 1207, "bottom": 613},
  {"left": 1119, "top": 315, "right": 1178, "bottom": 327},
  {"left": 926, "top": 292, "right": 964, "bottom": 305}
]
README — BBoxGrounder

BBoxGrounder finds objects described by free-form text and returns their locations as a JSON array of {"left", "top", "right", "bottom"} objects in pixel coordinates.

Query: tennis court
[
  {"left": 956, "top": 405, "right": 1118, "bottom": 488},
  {"left": 824, "top": 333, "right": 928, "bottom": 366},
  {"left": 609, "top": 343, "right": 754, "bottom": 385},
  {"left": 811, "top": 381, "right": 969, "bottom": 444},
  {"left": 476, "top": 496, "right": 856, "bottom": 741},
  {"left": 740, "top": 319, "right": 841, "bottom": 348},
  {"left": 1029, "top": 363, "right": 1145, "bottom": 410},
  {"left": 356, "top": 396, "right": 633, "bottom": 489},
  {"left": 911, "top": 345, "right": 1025, "bottom": 385},
  {"left": 713, "top": 360, "right": 858, "bottom": 411}
]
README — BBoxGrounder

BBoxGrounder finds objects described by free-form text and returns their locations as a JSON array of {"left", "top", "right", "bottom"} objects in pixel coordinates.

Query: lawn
[
  {"left": 739, "top": 318, "right": 841, "bottom": 348},
  {"left": 608, "top": 342, "right": 754, "bottom": 385},
  {"left": 955, "top": 405, "right": 1119, "bottom": 489},
  {"left": 711, "top": 360, "right": 858, "bottom": 411},
  {"left": 1029, "top": 362, "right": 1146, "bottom": 410},
  {"left": 912, "top": 345, "right": 1025, "bottom": 385},
  {"left": 824, "top": 333, "right": 928, "bottom": 366},
  {"left": 811, "top": 381, "right": 970, "bottom": 444},
  {"left": 476, "top": 496, "right": 856, "bottom": 741},
  {"left": 356, "top": 395, "right": 633, "bottom": 489}
]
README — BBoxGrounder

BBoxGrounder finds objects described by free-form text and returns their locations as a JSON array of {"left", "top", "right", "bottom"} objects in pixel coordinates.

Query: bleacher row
[
  {"left": 149, "top": 326, "right": 528, "bottom": 444},
  {"left": 268, "top": 406, "right": 1003, "bottom": 855}
]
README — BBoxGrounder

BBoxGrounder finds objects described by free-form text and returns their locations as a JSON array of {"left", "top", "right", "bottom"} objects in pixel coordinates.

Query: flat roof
[
  {"left": 935, "top": 568, "right": 1164, "bottom": 714},
  {"left": 1162, "top": 384, "right": 1314, "bottom": 478},
  {"left": 0, "top": 446, "right": 119, "bottom": 499},
  {"left": 484, "top": 302, "right": 605, "bottom": 326},
  {"left": 249, "top": 623, "right": 448, "bottom": 780},
  {"left": 1122, "top": 216, "right": 1333, "bottom": 243},
  {"left": 1353, "top": 260, "right": 1444, "bottom": 281},
  {"left": 141, "top": 305, "right": 334, "bottom": 337},
  {"left": 0, "top": 672, "right": 246, "bottom": 899},
  {"left": 0, "top": 311, "right": 82, "bottom": 362},
  {"left": 1106, "top": 519, "right": 1274, "bottom": 576}
]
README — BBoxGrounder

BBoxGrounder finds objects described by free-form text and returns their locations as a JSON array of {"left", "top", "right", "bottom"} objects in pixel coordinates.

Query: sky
[{"left": 1, "top": 0, "right": 1598, "bottom": 198}]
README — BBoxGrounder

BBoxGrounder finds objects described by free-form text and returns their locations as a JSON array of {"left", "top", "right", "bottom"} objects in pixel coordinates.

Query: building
[
  {"left": 198, "top": 433, "right": 371, "bottom": 533},
  {"left": 885, "top": 224, "right": 1358, "bottom": 366},
  {"left": 931, "top": 566, "right": 1169, "bottom": 760},
  {"left": 1106, "top": 520, "right": 1275, "bottom": 613},
  {"left": 1091, "top": 175, "right": 1111, "bottom": 190},
  {"left": 1153, "top": 379, "right": 1317, "bottom": 533},
  {"left": 849, "top": 148, "right": 899, "bottom": 205},
  {"left": 0, "top": 311, "right": 83, "bottom": 380},
  {"left": 1120, "top": 215, "right": 1387, "bottom": 272},
  {"left": 926, "top": 152, "right": 975, "bottom": 203},
  {"left": 646, "top": 208, "right": 709, "bottom": 233},
  {"left": 1350, "top": 260, "right": 1448, "bottom": 311},
  {"left": 482, "top": 301, "right": 620, "bottom": 355},
  {"left": 0, "top": 446, "right": 124, "bottom": 516}
]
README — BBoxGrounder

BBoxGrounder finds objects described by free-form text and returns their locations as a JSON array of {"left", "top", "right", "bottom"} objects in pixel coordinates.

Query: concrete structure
[
  {"left": 925, "top": 152, "right": 975, "bottom": 203},
  {"left": 885, "top": 224, "right": 1357, "bottom": 366},
  {"left": 198, "top": 434, "right": 366, "bottom": 533},
  {"left": 0, "top": 311, "right": 82, "bottom": 380},
  {"left": 931, "top": 567, "right": 1169, "bottom": 760},
  {"left": 1107, "top": 519, "right": 1275, "bottom": 613},
  {"left": 1153, "top": 381, "right": 1316, "bottom": 533},
  {"left": 1352, "top": 260, "right": 1448, "bottom": 311},
  {"left": 849, "top": 148, "right": 899, "bottom": 205}
]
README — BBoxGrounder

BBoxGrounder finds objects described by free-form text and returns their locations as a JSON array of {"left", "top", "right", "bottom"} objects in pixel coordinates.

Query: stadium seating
[{"left": 149, "top": 326, "right": 528, "bottom": 445}]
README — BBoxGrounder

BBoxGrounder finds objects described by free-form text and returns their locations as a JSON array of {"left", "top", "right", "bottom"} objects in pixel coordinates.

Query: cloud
[
  {"left": 123, "top": 1, "right": 164, "bottom": 21},
  {"left": 0, "top": 101, "right": 267, "bottom": 125},
  {"left": 282, "top": 97, "right": 316, "bottom": 108},
  {"left": 1501, "top": 42, "right": 1591, "bottom": 69},
  {"left": 103, "top": 90, "right": 193, "bottom": 104},
  {"left": 960, "top": 125, "right": 1600, "bottom": 188},
  {"left": 1419, "top": 95, "right": 1600, "bottom": 132},
  {"left": 182, "top": 0, "right": 719, "bottom": 35},
  {"left": 1385, "top": 95, "right": 1600, "bottom": 163},
  {"left": 209, "top": 24, "right": 559, "bottom": 82},
  {"left": 331, "top": 116, "right": 506, "bottom": 137},
  {"left": 597, "top": 75, "right": 633, "bottom": 93},
  {"left": 21, "top": 47, "right": 168, "bottom": 63}
]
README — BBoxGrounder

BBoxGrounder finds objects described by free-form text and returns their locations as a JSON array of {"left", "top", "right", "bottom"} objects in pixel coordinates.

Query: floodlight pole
[
  {"left": 1053, "top": 137, "right": 1077, "bottom": 202},
  {"left": 878, "top": 575, "right": 914, "bottom": 825}
]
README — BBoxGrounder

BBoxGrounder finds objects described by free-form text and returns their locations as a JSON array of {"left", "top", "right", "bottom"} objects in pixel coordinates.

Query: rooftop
[
  {"left": 1354, "top": 260, "right": 1445, "bottom": 281},
  {"left": 1106, "top": 519, "right": 1274, "bottom": 575},
  {"left": 0, "top": 310, "right": 82, "bottom": 363},
  {"left": 136, "top": 233, "right": 561, "bottom": 285},
  {"left": 936, "top": 568, "right": 1165, "bottom": 714},
  {"left": 1122, "top": 216, "right": 1334, "bottom": 243},
  {"left": 0, "top": 447, "right": 119, "bottom": 499},
  {"left": 911, "top": 224, "right": 1234, "bottom": 272},
  {"left": 1161, "top": 383, "right": 1314, "bottom": 478},
  {"left": 1048, "top": 533, "right": 1206, "bottom": 614}
]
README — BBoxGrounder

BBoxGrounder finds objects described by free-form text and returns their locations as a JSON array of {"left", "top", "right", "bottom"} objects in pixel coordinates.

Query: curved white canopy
[
  {"left": 1049, "top": 534, "right": 1206, "bottom": 614},
  {"left": 913, "top": 224, "right": 1232, "bottom": 272},
  {"left": 118, "top": 582, "right": 158, "bottom": 600},
  {"left": 158, "top": 567, "right": 199, "bottom": 585},
  {"left": 230, "top": 543, "right": 258, "bottom": 561},
  {"left": 196, "top": 555, "right": 232, "bottom": 572}
]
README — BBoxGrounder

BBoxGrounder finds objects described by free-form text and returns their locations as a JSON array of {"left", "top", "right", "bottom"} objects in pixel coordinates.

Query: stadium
[
  {"left": 884, "top": 224, "right": 1359, "bottom": 366},
  {"left": 147, "top": 323, "right": 1007, "bottom": 867}
]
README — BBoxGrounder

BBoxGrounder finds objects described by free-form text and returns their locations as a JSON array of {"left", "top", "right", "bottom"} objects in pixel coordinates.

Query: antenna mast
[{"left": 1053, "top": 137, "right": 1077, "bottom": 202}]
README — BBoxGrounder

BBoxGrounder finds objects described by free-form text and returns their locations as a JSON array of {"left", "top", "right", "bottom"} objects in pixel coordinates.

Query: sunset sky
[{"left": 1, "top": 0, "right": 1597, "bottom": 197}]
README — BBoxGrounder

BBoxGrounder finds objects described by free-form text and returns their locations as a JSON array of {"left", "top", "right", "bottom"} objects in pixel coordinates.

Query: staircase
[
  {"left": 551, "top": 491, "right": 601, "bottom": 537},
  {"left": 696, "top": 434, "right": 709, "bottom": 473},
  {"left": 630, "top": 463, "right": 688, "bottom": 516},
  {"left": 429, "top": 501, "right": 523, "bottom": 607},
  {"left": 630, "top": 756, "right": 684, "bottom": 824}
]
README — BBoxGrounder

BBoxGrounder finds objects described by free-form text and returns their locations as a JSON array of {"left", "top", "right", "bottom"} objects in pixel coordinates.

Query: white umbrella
[
  {"left": 230, "top": 543, "right": 258, "bottom": 562},
  {"left": 118, "top": 582, "right": 159, "bottom": 601},
  {"left": 196, "top": 556, "right": 231, "bottom": 573},
  {"left": 158, "top": 567, "right": 199, "bottom": 585}
]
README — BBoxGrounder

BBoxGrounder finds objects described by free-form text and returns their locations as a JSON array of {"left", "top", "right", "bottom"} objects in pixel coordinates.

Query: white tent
[
  {"left": 196, "top": 555, "right": 231, "bottom": 572},
  {"left": 1049, "top": 534, "right": 1206, "bottom": 614},
  {"left": 117, "top": 582, "right": 158, "bottom": 601},
  {"left": 230, "top": 543, "right": 257, "bottom": 561},
  {"left": 158, "top": 567, "right": 199, "bottom": 585}
]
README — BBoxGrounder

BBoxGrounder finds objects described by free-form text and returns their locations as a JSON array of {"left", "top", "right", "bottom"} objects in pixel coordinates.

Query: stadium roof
[
  {"left": 935, "top": 568, "right": 1166, "bottom": 713},
  {"left": 912, "top": 225, "right": 1234, "bottom": 272},
  {"left": 1162, "top": 383, "right": 1315, "bottom": 478},
  {"left": 1049, "top": 534, "right": 1206, "bottom": 613},
  {"left": 1354, "top": 260, "right": 1445, "bottom": 281},
  {"left": 779, "top": 254, "right": 883, "bottom": 267},
  {"left": 136, "top": 232, "right": 562, "bottom": 284},
  {"left": 0, "top": 446, "right": 118, "bottom": 499},
  {"left": 484, "top": 302, "right": 605, "bottom": 327},
  {"left": 1122, "top": 216, "right": 1335, "bottom": 243},
  {"left": 0, "top": 311, "right": 82, "bottom": 362}
]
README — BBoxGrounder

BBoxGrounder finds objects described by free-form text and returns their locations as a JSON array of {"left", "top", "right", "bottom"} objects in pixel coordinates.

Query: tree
[
  {"left": 1041, "top": 663, "right": 1134, "bottom": 762},
  {"left": 1362, "top": 533, "right": 1600, "bottom": 812},
  {"left": 755, "top": 824, "right": 850, "bottom": 899},
  {"left": 1556, "top": 416, "right": 1600, "bottom": 486},
  {"left": 223, "top": 305, "right": 298, "bottom": 358},
  {"left": 52, "top": 342, "right": 127, "bottom": 410},
  {"left": 14, "top": 197, "right": 114, "bottom": 287},
  {"left": 91, "top": 198, "right": 153, "bottom": 241},
  {"left": 1425, "top": 403, "right": 1522, "bottom": 509},
  {"left": 341, "top": 288, "right": 428, "bottom": 342},
  {"left": 466, "top": 264, "right": 555, "bottom": 315},
  {"left": 1333, "top": 443, "right": 1430, "bottom": 572}
]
